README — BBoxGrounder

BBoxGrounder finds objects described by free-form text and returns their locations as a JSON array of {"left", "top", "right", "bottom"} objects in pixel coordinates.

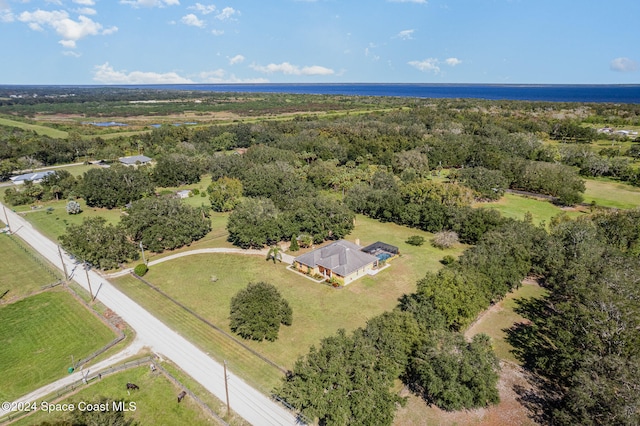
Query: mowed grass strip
[
  {"left": 10, "top": 366, "right": 214, "bottom": 426},
  {"left": 0, "top": 235, "right": 61, "bottom": 301},
  {"left": 583, "top": 178, "right": 640, "bottom": 209},
  {"left": 0, "top": 290, "right": 117, "bottom": 401}
]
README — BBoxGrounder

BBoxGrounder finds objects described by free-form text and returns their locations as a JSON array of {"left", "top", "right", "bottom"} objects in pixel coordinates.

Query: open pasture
[
  {"left": 0, "top": 290, "right": 117, "bottom": 402},
  {"left": 9, "top": 365, "right": 218, "bottom": 426}
]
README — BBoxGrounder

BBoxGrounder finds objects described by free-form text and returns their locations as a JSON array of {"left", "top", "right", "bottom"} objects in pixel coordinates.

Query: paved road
[{"left": 0, "top": 203, "right": 298, "bottom": 426}]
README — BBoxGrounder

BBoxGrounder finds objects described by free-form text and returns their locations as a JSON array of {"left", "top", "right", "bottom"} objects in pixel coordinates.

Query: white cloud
[
  {"left": 396, "top": 29, "right": 414, "bottom": 40},
  {"left": 196, "top": 69, "right": 268, "bottom": 83},
  {"left": 59, "top": 39, "right": 77, "bottom": 48},
  {"left": 93, "top": 62, "right": 193, "bottom": 84},
  {"left": 119, "top": 0, "right": 180, "bottom": 8},
  {"left": 62, "top": 50, "right": 82, "bottom": 57},
  {"left": 18, "top": 9, "right": 117, "bottom": 47},
  {"left": 408, "top": 58, "right": 440, "bottom": 73},
  {"left": 190, "top": 3, "right": 216, "bottom": 15},
  {"left": 216, "top": 7, "right": 238, "bottom": 20},
  {"left": 77, "top": 8, "right": 97, "bottom": 15},
  {"left": 445, "top": 57, "right": 462, "bottom": 66},
  {"left": 229, "top": 54, "right": 244, "bottom": 65},
  {"left": 72, "top": 0, "right": 95, "bottom": 5},
  {"left": 181, "top": 13, "right": 204, "bottom": 28},
  {"left": 1, "top": 10, "right": 14, "bottom": 23},
  {"left": 610, "top": 57, "right": 638, "bottom": 72},
  {"left": 251, "top": 62, "right": 334, "bottom": 76}
]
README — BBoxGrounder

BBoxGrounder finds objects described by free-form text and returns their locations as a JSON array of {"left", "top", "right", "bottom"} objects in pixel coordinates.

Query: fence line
[
  {"left": 154, "top": 363, "right": 229, "bottom": 426},
  {"left": 5, "top": 234, "right": 60, "bottom": 282},
  {"left": 131, "top": 273, "right": 288, "bottom": 374},
  {"left": 0, "top": 357, "right": 230, "bottom": 426}
]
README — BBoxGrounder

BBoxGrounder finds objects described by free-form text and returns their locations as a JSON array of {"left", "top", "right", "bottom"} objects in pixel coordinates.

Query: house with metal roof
[
  {"left": 292, "top": 239, "right": 380, "bottom": 285},
  {"left": 119, "top": 155, "right": 152, "bottom": 166},
  {"left": 10, "top": 170, "right": 55, "bottom": 185}
]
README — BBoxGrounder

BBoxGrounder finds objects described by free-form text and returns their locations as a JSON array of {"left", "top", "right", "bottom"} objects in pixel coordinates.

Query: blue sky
[{"left": 1, "top": 0, "right": 638, "bottom": 85}]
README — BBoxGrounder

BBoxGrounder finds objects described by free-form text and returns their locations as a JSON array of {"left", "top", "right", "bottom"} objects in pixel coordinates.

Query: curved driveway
[{"left": 1, "top": 203, "right": 297, "bottom": 425}]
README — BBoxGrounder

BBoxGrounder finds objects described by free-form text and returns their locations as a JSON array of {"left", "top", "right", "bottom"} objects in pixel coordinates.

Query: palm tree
[{"left": 266, "top": 245, "right": 283, "bottom": 264}]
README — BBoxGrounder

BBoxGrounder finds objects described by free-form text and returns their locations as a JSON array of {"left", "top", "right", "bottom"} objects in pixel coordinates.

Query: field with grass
[
  {"left": 0, "top": 116, "right": 68, "bottom": 138},
  {"left": 0, "top": 290, "right": 118, "bottom": 402},
  {"left": 474, "top": 193, "right": 584, "bottom": 226},
  {"left": 583, "top": 178, "right": 640, "bottom": 209},
  {"left": 112, "top": 215, "right": 463, "bottom": 392},
  {"left": 15, "top": 200, "right": 124, "bottom": 241},
  {"left": 0, "top": 234, "right": 61, "bottom": 302},
  {"left": 9, "top": 366, "right": 216, "bottom": 426}
]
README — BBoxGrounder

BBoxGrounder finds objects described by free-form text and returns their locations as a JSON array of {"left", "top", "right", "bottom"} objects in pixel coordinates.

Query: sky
[{"left": 0, "top": 0, "right": 639, "bottom": 85}]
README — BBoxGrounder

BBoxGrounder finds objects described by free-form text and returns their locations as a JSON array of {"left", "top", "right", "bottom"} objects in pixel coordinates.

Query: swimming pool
[{"left": 376, "top": 252, "right": 393, "bottom": 262}]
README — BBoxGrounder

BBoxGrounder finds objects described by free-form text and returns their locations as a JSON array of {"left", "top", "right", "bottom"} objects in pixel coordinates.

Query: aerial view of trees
[
  {"left": 3, "top": 89, "right": 640, "bottom": 425},
  {"left": 229, "top": 282, "right": 292, "bottom": 342},
  {"left": 120, "top": 197, "right": 211, "bottom": 252},
  {"left": 79, "top": 166, "right": 154, "bottom": 209}
]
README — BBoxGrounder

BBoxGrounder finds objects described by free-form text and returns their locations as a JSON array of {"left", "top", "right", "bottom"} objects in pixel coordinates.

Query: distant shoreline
[{"left": 2, "top": 83, "right": 640, "bottom": 103}]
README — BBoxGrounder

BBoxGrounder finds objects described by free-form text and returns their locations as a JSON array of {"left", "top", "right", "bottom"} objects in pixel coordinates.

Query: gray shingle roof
[
  {"left": 119, "top": 155, "right": 152, "bottom": 165},
  {"left": 10, "top": 170, "right": 55, "bottom": 182},
  {"left": 294, "top": 240, "right": 378, "bottom": 277}
]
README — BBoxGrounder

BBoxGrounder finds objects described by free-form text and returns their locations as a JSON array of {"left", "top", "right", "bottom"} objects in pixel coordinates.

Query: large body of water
[{"left": 130, "top": 83, "right": 640, "bottom": 103}]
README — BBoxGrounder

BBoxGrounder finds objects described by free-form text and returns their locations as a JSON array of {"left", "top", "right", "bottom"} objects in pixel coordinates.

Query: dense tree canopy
[
  {"left": 59, "top": 217, "right": 136, "bottom": 269},
  {"left": 120, "top": 197, "right": 211, "bottom": 252},
  {"left": 79, "top": 165, "right": 154, "bottom": 209}
]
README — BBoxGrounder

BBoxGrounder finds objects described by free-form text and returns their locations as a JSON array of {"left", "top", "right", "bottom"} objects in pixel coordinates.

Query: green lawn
[
  {"left": 0, "top": 117, "right": 68, "bottom": 138},
  {"left": 0, "top": 290, "right": 118, "bottom": 401},
  {"left": 0, "top": 234, "right": 61, "bottom": 302},
  {"left": 465, "top": 282, "right": 548, "bottom": 363},
  {"left": 18, "top": 200, "right": 124, "bottom": 241},
  {"left": 112, "top": 215, "right": 463, "bottom": 392},
  {"left": 475, "top": 193, "right": 584, "bottom": 226},
  {"left": 9, "top": 366, "right": 216, "bottom": 426},
  {"left": 583, "top": 178, "right": 640, "bottom": 209}
]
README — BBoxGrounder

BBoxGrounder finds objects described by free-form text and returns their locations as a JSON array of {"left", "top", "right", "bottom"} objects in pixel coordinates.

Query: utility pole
[
  {"left": 2, "top": 205, "right": 11, "bottom": 233},
  {"left": 224, "top": 360, "right": 230, "bottom": 416},
  {"left": 84, "top": 263, "right": 94, "bottom": 301},
  {"left": 58, "top": 246, "right": 69, "bottom": 282},
  {"left": 139, "top": 241, "right": 147, "bottom": 265}
]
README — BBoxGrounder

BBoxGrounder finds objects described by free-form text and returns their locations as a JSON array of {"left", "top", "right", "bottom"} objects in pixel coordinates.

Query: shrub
[
  {"left": 431, "top": 231, "right": 459, "bottom": 249},
  {"left": 134, "top": 263, "right": 148, "bottom": 276},
  {"left": 66, "top": 200, "right": 82, "bottom": 215},
  {"left": 406, "top": 235, "right": 425, "bottom": 246},
  {"left": 440, "top": 255, "right": 456, "bottom": 265},
  {"left": 289, "top": 235, "right": 300, "bottom": 252}
]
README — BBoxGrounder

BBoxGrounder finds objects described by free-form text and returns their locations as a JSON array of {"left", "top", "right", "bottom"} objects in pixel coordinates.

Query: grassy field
[
  {"left": 0, "top": 290, "right": 118, "bottom": 401},
  {"left": 17, "top": 200, "right": 124, "bottom": 241},
  {"left": 583, "top": 178, "right": 640, "bottom": 209},
  {"left": 0, "top": 234, "right": 61, "bottom": 302},
  {"left": 9, "top": 366, "right": 216, "bottom": 426},
  {"left": 0, "top": 116, "right": 68, "bottom": 138},
  {"left": 112, "top": 215, "right": 463, "bottom": 392},
  {"left": 475, "top": 193, "right": 584, "bottom": 226}
]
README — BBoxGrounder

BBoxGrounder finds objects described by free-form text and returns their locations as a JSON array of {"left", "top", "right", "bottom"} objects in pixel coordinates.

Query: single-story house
[
  {"left": 10, "top": 170, "right": 55, "bottom": 185},
  {"left": 176, "top": 189, "right": 192, "bottom": 199},
  {"left": 292, "top": 239, "right": 379, "bottom": 285},
  {"left": 119, "top": 155, "right": 152, "bottom": 166}
]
